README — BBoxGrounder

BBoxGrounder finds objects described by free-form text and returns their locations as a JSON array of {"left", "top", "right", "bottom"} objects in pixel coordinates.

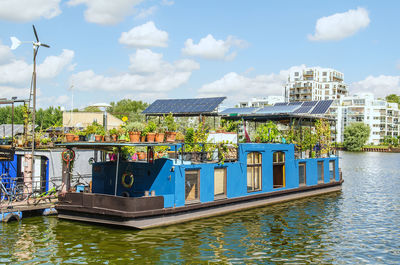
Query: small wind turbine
[{"left": 10, "top": 25, "right": 50, "bottom": 191}]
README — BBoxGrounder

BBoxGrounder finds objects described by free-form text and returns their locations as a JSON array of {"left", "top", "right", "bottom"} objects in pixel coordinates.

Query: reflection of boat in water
[{"left": 56, "top": 141, "right": 342, "bottom": 229}]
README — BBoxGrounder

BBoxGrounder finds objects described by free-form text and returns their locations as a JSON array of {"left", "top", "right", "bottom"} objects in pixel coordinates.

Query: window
[
  {"left": 294, "top": 72, "right": 299, "bottom": 76},
  {"left": 185, "top": 170, "right": 200, "bottom": 202},
  {"left": 329, "top": 161, "right": 335, "bottom": 182},
  {"left": 273, "top": 152, "right": 285, "bottom": 188},
  {"left": 299, "top": 163, "right": 306, "bottom": 186},
  {"left": 247, "top": 152, "right": 262, "bottom": 192},
  {"left": 214, "top": 168, "right": 227, "bottom": 198},
  {"left": 317, "top": 161, "right": 324, "bottom": 183}
]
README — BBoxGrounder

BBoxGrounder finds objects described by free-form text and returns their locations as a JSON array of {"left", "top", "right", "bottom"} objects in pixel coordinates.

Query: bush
[{"left": 343, "top": 123, "right": 370, "bottom": 151}]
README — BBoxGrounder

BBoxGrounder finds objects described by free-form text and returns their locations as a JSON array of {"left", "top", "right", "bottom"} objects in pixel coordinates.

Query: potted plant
[
  {"left": 95, "top": 126, "right": 105, "bottom": 142},
  {"left": 85, "top": 122, "right": 100, "bottom": 142},
  {"left": 126, "top": 122, "right": 145, "bottom": 143},
  {"left": 155, "top": 125, "right": 165, "bottom": 143},
  {"left": 256, "top": 121, "right": 280, "bottom": 143},
  {"left": 77, "top": 130, "right": 86, "bottom": 141},
  {"left": 109, "top": 128, "right": 118, "bottom": 142},
  {"left": 136, "top": 147, "right": 146, "bottom": 160},
  {"left": 164, "top": 113, "right": 177, "bottom": 142},
  {"left": 65, "top": 130, "right": 75, "bottom": 142},
  {"left": 145, "top": 121, "right": 157, "bottom": 142},
  {"left": 175, "top": 131, "right": 185, "bottom": 142}
]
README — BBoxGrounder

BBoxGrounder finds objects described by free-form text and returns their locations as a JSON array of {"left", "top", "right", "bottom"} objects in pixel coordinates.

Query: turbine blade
[
  {"left": 32, "top": 25, "right": 39, "bottom": 42},
  {"left": 10, "top": 36, "right": 21, "bottom": 50},
  {"left": 41, "top": 43, "right": 50, "bottom": 48}
]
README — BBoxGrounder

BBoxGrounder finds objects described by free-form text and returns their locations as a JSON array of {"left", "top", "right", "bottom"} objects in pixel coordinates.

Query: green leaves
[{"left": 343, "top": 123, "right": 370, "bottom": 151}]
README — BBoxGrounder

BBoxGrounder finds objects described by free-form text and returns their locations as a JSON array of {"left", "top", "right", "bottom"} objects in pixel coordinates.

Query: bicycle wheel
[
  {"left": 0, "top": 188, "right": 5, "bottom": 204},
  {"left": 15, "top": 184, "right": 28, "bottom": 202}
]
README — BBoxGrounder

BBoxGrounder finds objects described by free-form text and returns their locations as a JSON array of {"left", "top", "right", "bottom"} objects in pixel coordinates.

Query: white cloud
[
  {"left": 0, "top": 86, "right": 29, "bottom": 98},
  {"left": 182, "top": 34, "right": 247, "bottom": 60},
  {"left": 0, "top": 42, "right": 13, "bottom": 64},
  {"left": 350, "top": 75, "right": 400, "bottom": 98},
  {"left": 67, "top": 0, "right": 143, "bottom": 25},
  {"left": 135, "top": 6, "right": 158, "bottom": 20},
  {"left": 198, "top": 65, "right": 307, "bottom": 103},
  {"left": 69, "top": 50, "right": 199, "bottom": 93},
  {"left": 308, "top": 7, "right": 370, "bottom": 41},
  {"left": 0, "top": 49, "right": 75, "bottom": 85},
  {"left": 119, "top": 21, "right": 168, "bottom": 48},
  {"left": 0, "top": 0, "right": 61, "bottom": 22}
]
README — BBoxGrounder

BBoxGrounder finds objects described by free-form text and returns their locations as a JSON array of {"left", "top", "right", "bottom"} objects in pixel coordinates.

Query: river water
[{"left": 1, "top": 152, "right": 400, "bottom": 264}]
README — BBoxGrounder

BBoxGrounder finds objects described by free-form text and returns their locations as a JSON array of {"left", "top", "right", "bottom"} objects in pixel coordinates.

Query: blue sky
[{"left": 0, "top": 0, "right": 399, "bottom": 109}]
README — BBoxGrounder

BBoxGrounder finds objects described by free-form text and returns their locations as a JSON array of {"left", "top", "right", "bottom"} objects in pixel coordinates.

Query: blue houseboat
[{"left": 56, "top": 98, "right": 342, "bottom": 229}]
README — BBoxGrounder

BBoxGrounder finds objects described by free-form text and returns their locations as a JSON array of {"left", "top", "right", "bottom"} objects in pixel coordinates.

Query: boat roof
[{"left": 56, "top": 142, "right": 180, "bottom": 151}]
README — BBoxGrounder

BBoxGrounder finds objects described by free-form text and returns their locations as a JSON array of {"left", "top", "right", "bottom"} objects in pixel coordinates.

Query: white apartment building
[
  {"left": 286, "top": 67, "right": 348, "bottom": 102},
  {"left": 238, "top": 96, "right": 284, "bottom": 108},
  {"left": 326, "top": 93, "right": 400, "bottom": 144}
]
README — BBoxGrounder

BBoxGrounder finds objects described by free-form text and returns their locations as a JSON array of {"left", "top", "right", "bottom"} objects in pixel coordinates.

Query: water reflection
[{"left": 1, "top": 152, "right": 400, "bottom": 264}]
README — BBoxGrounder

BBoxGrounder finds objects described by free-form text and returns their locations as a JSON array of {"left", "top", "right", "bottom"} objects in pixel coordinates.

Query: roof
[
  {"left": 142, "top": 97, "right": 226, "bottom": 116},
  {"left": 0, "top": 124, "right": 25, "bottom": 137}
]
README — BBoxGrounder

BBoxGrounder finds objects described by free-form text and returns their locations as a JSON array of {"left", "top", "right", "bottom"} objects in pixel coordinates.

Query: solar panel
[
  {"left": 302, "top": 101, "right": 318, "bottom": 107},
  {"left": 274, "top": 102, "right": 288, "bottom": 106},
  {"left": 293, "top": 105, "right": 313, "bottom": 114},
  {"left": 142, "top": 97, "right": 226, "bottom": 114},
  {"left": 288, "top": 102, "right": 303, "bottom": 105},
  {"left": 310, "top": 100, "right": 333, "bottom": 114},
  {"left": 219, "top": 107, "right": 258, "bottom": 115},
  {"left": 256, "top": 104, "right": 300, "bottom": 114}
]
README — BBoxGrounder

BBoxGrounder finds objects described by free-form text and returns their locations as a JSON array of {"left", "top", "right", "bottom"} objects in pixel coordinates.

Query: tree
[
  {"left": 343, "top": 123, "right": 371, "bottom": 151},
  {"left": 84, "top": 106, "right": 101, "bottom": 112},
  {"left": 385, "top": 94, "right": 400, "bottom": 105},
  {"left": 107, "top": 99, "right": 148, "bottom": 119}
]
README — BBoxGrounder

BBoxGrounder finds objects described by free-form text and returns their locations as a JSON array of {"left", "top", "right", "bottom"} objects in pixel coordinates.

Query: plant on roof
[
  {"left": 256, "top": 121, "right": 280, "bottom": 143},
  {"left": 164, "top": 113, "right": 177, "bottom": 132},
  {"left": 125, "top": 121, "right": 145, "bottom": 132}
]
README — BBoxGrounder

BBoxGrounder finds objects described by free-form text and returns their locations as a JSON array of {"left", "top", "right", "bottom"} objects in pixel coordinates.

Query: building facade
[
  {"left": 63, "top": 112, "right": 123, "bottom": 130},
  {"left": 326, "top": 93, "right": 400, "bottom": 144},
  {"left": 286, "top": 67, "right": 348, "bottom": 102},
  {"left": 238, "top": 96, "right": 284, "bottom": 108}
]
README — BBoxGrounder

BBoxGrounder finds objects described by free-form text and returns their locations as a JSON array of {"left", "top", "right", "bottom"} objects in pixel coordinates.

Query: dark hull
[{"left": 56, "top": 180, "right": 343, "bottom": 229}]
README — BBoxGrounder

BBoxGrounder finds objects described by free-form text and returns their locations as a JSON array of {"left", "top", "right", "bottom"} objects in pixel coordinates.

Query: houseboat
[{"left": 55, "top": 141, "right": 342, "bottom": 229}]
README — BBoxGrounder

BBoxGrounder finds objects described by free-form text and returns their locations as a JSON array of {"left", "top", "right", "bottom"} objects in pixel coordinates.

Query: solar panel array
[
  {"left": 220, "top": 100, "right": 333, "bottom": 116},
  {"left": 143, "top": 97, "right": 226, "bottom": 114}
]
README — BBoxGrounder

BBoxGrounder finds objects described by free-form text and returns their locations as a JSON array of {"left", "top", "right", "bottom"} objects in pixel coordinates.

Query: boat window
[
  {"left": 329, "top": 160, "right": 335, "bottom": 182},
  {"left": 317, "top": 161, "right": 324, "bottom": 183},
  {"left": 247, "top": 152, "right": 262, "bottom": 192},
  {"left": 214, "top": 168, "right": 227, "bottom": 199},
  {"left": 273, "top": 151, "right": 285, "bottom": 188},
  {"left": 185, "top": 170, "right": 200, "bottom": 202},
  {"left": 299, "top": 163, "right": 306, "bottom": 186}
]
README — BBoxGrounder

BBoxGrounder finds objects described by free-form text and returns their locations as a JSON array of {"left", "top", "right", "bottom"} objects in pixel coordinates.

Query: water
[{"left": 1, "top": 152, "right": 400, "bottom": 264}]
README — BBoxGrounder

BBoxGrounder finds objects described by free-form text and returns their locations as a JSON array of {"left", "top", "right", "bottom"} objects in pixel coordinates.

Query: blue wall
[{"left": 92, "top": 144, "right": 340, "bottom": 209}]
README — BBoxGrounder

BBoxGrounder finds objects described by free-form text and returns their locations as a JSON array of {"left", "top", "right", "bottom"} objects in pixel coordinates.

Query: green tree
[
  {"left": 343, "top": 123, "right": 371, "bottom": 151},
  {"left": 36, "top": 106, "right": 63, "bottom": 129},
  {"left": 107, "top": 99, "right": 149, "bottom": 121},
  {"left": 385, "top": 94, "right": 400, "bottom": 105}
]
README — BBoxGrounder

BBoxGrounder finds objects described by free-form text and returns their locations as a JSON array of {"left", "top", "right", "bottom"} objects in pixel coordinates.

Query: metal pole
[
  {"left": 11, "top": 102, "right": 14, "bottom": 147},
  {"left": 114, "top": 148, "right": 120, "bottom": 196},
  {"left": 30, "top": 47, "right": 37, "bottom": 191}
]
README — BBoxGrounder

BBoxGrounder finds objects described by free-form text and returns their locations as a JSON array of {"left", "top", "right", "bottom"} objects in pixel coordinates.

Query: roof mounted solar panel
[
  {"left": 310, "top": 100, "right": 334, "bottom": 114},
  {"left": 274, "top": 102, "right": 288, "bottom": 106},
  {"left": 293, "top": 105, "right": 313, "bottom": 114},
  {"left": 288, "top": 102, "right": 303, "bottom": 105},
  {"left": 256, "top": 104, "right": 300, "bottom": 114},
  {"left": 219, "top": 107, "right": 258, "bottom": 115},
  {"left": 302, "top": 101, "right": 318, "bottom": 107},
  {"left": 142, "top": 97, "right": 226, "bottom": 115}
]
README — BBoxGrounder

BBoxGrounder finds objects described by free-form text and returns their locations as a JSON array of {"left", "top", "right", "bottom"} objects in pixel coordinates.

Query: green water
[{"left": 1, "top": 152, "right": 400, "bottom": 264}]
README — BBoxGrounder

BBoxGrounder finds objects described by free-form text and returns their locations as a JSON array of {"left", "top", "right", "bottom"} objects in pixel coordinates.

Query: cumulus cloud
[
  {"left": 0, "top": 0, "right": 61, "bottom": 22},
  {"left": 69, "top": 49, "right": 199, "bottom": 93},
  {"left": 350, "top": 75, "right": 400, "bottom": 98},
  {"left": 67, "top": 0, "right": 143, "bottom": 25},
  {"left": 0, "top": 49, "right": 75, "bottom": 85},
  {"left": 198, "top": 65, "right": 307, "bottom": 103},
  {"left": 182, "top": 34, "right": 247, "bottom": 60},
  {"left": 308, "top": 7, "right": 370, "bottom": 41},
  {"left": 119, "top": 21, "right": 168, "bottom": 48},
  {"left": 0, "top": 86, "right": 29, "bottom": 98},
  {"left": 0, "top": 42, "right": 13, "bottom": 64}
]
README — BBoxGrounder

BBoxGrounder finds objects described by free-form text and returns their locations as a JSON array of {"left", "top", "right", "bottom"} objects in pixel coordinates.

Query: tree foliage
[
  {"left": 385, "top": 94, "right": 400, "bottom": 105},
  {"left": 343, "top": 123, "right": 370, "bottom": 151},
  {"left": 107, "top": 99, "right": 149, "bottom": 121}
]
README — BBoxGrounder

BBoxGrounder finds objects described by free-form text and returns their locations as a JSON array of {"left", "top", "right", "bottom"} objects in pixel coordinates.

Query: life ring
[
  {"left": 62, "top": 149, "right": 75, "bottom": 163},
  {"left": 121, "top": 172, "right": 134, "bottom": 188}
]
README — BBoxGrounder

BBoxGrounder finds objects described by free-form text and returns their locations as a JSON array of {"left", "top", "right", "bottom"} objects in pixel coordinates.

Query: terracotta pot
[
  {"left": 79, "top": 135, "right": 86, "bottom": 141},
  {"left": 155, "top": 133, "right": 164, "bottom": 143},
  {"left": 65, "top": 133, "right": 75, "bottom": 142},
  {"left": 147, "top": 132, "right": 156, "bottom": 142},
  {"left": 74, "top": 135, "right": 79, "bottom": 142},
  {"left": 129, "top": 131, "right": 140, "bottom": 142},
  {"left": 138, "top": 152, "right": 146, "bottom": 161},
  {"left": 95, "top": 135, "right": 103, "bottom": 142},
  {"left": 140, "top": 135, "right": 146, "bottom": 142},
  {"left": 112, "top": 134, "right": 118, "bottom": 142},
  {"left": 165, "top": 131, "right": 176, "bottom": 142},
  {"left": 104, "top": 135, "right": 112, "bottom": 142}
]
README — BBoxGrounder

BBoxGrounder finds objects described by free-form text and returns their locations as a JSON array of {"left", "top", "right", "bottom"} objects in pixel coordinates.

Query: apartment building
[
  {"left": 326, "top": 93, "right": 400, "bottom": 144},
  {"left": 238, "top": 96, "right": 284, "bottom": 108},
  {"left": 285, "top": 67, "right": 348, "bottom": 102}
]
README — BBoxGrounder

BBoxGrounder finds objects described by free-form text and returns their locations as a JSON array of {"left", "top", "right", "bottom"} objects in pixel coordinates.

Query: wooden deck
[{"left": 0, "top": 199, "right": 57, "bottom": 223}]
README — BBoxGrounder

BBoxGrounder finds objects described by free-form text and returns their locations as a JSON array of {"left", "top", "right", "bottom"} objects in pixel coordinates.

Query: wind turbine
[{"left": 10, "top": 25, "right": 50, "bottom": 192}]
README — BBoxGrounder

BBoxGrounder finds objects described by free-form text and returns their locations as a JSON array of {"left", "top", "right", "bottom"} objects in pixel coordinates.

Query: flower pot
[
  {"left": 74, "top": 135, "right": 79, "bottom": 142},
  {"left": 140, "top": 135, "right": 146, "bottom": 142},
  {"left": 129, "top": 131, "right": 140, "bottom": 143},
  {"left": 95, "top": 135, "right": 103, "bottom": 142},
  {"left": 87, "top": 134, "right": 95, "bottom": 142},
  {"left": 112, "top": 134, "right": 118, "bottom": 142},
  {"left": 155, "top": 133, "right": 164, "bottom": 143},
  {"left": 147, "top": 132, "right": 156, "bottom": 142},
  {"left": 165, "top": 131, "right": 176, "bottom": 142},
  {"left": 79, "top": 135, "right": 86, "bottom": 141},
  {"left": 138, "top": 152, "right": 146, "bottom": 161},
  {"left": 104, "top": 135, "right": 112, "bottom": 142},
  {"left": 65, "top": 133, "right": 75, "bottom": 142}
]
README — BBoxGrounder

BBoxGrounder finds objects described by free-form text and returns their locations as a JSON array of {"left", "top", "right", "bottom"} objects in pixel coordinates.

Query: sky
[{"left": 0, "top": 0, "right": 400, "bottom": 110}]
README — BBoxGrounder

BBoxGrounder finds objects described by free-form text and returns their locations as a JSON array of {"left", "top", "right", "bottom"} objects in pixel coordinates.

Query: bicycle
[
  {"left": 0, "top": 174, "right": 28, "bottom": 205},
  {"left": 28, "top": 178, "right": 65, "bottom": 206},
  {"left": 70, "top": 172, "right": 91, "bottom": 192}
]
